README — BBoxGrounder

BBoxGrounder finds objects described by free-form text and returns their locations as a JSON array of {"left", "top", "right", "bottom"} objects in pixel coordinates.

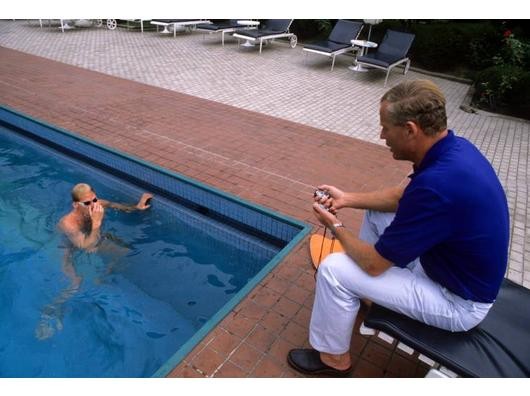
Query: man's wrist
[{"left": 331, "top": 222, "right": 345, "bottom": 236}]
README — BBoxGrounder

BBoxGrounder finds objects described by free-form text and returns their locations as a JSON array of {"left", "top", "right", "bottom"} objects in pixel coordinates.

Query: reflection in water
[
  {"left": 35, "top": 234, "right": 131, "bottom": 340},
  {"left": 1, "top": 125, "right": 278, "bottom": 376}
]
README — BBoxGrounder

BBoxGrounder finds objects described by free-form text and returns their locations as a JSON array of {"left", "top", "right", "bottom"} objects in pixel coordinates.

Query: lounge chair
[
  {"left": 361, "top": 279, "right": 530, "bottom": 377},
  {"left": 150, "top": 19, "right": 211, "bottom": 37},
  {"left": 124, "top": 19, "right": 147, "bottom": 33},
  {"left": 355, "top": 29, "right": 415, "bottom": 86},
  {"left": 303, "top": 20, "right": 364, "bottom": 71},
  {"left": 39, "top": 19, "right": 118, "bottom": 33},
  {"left": 232, "top": 19, "right": 297, "bottom": 54},
  {"left": 196, "top": 19, "right": 248, "bottom": 46}
]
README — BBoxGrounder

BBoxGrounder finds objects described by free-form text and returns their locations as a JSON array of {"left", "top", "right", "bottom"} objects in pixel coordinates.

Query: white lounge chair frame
[
  {"left": 197, "top": 27, "right": 235, "bottom": 46},
  {"left": 150, "top": 20, "right": 211, "bottom": 37},
  {"left": 232, "top": 21, "right": 297, "bottom": 54},
  {"left": 359, "top": 321, "right": 459, "bottom": 378},
  {"left": 301, "top": 20, "right": 364, "bottom": 71},
  {"left": 197, "top": 23, "right": 258, "bottom": 47},
  {"left": 356, "top": 57, "right": 411, "bottom": 87},
  {"left": 39, "top": 19, "right": 117, "bottom": 33},
  {"left": 124, "top": 19, "right": 146, "bottom": 33},
  {"left": 303, "top": 46, "right": 359, "bottom": 72}
]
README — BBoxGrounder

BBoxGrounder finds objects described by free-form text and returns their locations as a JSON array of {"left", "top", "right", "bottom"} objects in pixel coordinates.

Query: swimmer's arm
[
  {"left": 99, "top": 193, "right": 153, "bottom": 212},
  {"left": 99, "top": 199, "right": 137, "bottom": 212},
  {"left": 59, "top": 220, "right": 101, "bottom": 250}
]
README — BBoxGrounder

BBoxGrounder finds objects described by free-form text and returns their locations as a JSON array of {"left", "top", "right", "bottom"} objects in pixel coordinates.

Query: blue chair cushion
[
  {"left": 197, "top": 21, "right": 240, "bottom": 31},
  {"left": 328, "top": 20, "right": 363, "bottom": 45},
  {"left": 234, "top": 29, "right": 286, "bottom": 39},
  {"left": 264, "top": 19, "right": 292, "bottom": 32},
  {"left": 364, "top": 279, "right": 530, "bottom": 377},
  {"left": 151, "top": 19, "right": 195, "bottom": 23},
  {"left": 304, "top": 41, "right": 352, "bottom": 53},
  {"left": 356, "top": 51, "right": 406, "bottom": 68}
]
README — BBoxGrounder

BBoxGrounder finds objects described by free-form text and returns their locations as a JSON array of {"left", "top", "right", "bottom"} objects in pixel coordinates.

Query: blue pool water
[{"left": 0, "top": 114, "right": 306, "bottom": 377}]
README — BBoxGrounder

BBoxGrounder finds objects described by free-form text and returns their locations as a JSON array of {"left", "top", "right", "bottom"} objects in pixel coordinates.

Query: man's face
[
  {"left": 75, "top": 190, "right": 98, "bottom": 212},
  {"left": 379, "top": 101, "right": 411, "bottom": 161}
]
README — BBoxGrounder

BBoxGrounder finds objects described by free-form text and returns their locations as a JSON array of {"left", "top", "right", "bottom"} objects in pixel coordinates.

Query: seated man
[
  {"left": 58, "top": 183, "right": 153, "bottom": 251},
  {"left": 287, "top": 80, "right": 510, "bottom": 376}
]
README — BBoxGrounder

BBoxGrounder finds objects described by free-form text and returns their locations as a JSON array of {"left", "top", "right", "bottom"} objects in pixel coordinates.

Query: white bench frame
[
  {"left": 303, "top": 46, "right": 358, "bottom": 71},
  {"left": 232, "top": 31, "right": 297, "bottom": 54},
  {"left": 150, "top": 20, "right": 211, "bottom": 38}
]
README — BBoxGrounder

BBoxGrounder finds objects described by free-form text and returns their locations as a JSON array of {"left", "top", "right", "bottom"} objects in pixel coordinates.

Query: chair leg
[
  {"left": 259, "top": 40, "right": 263, "bottom": 54},
  {"left": 404, "top": 59, "right": 411, "bottom": 74},
  {"left": 221, "top": 31, "right": 225, "bottom": 47},
  {"left": 331, "top": 55, "right": 336, "bottom": 71},
  {"left": 384, "top": 68, "right": 391, "bottom": 87}
]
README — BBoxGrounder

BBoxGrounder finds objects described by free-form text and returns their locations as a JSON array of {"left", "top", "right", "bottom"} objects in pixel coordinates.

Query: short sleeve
[{"left": 374, "top": 186, "right": 452, "bottom": 267}]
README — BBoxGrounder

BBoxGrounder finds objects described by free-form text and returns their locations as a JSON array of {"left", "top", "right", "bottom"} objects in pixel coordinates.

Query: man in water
[
  {"left": 36, "top": 183, "right": 153, "bottom": 340},
  {"left": 58, "top": 182, "right": 153, "bottom": 251}
]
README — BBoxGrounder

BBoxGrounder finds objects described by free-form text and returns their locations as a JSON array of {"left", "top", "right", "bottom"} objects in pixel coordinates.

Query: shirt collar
[{"left": 410, "top": 130, "right": 455, "bottom": 177}]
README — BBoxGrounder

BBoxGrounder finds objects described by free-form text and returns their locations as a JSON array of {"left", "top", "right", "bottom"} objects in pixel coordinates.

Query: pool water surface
[{"left": 0, "top": 110, "right": 308, "bottom": 377}]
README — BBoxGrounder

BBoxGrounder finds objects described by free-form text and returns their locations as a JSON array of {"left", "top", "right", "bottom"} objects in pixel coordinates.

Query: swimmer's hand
[
  {"left": 136, "top": 193, "right": 154, "bottom": 210},
  {"left": 89, "top": 202, "right": 105, "bottom": 228}
]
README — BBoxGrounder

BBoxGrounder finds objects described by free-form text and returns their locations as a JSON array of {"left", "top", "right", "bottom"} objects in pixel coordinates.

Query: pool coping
[{"left": 0, "top": 104, "right": 312, "bottom": 378}]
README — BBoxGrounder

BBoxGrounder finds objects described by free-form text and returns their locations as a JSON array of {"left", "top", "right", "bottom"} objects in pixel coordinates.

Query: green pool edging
[
  {"left": 0, "top": 104, "right": 309, "bottom": 233},
  {"left": 0, "top": 103, "right": 312, "bottom": 377},
  {"left": 152, "top": 226, "right": 309, "bottom": 377}
]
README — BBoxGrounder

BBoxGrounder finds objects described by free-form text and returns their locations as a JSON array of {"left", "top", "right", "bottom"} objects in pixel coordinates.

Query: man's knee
[{"left": 317, "top": 253, "right": 362, "bottom": 284}]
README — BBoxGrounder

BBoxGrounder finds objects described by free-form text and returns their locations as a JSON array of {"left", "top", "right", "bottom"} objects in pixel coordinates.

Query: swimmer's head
[{"left": 71, "top": 183, "right": 98, "bottom": 209}]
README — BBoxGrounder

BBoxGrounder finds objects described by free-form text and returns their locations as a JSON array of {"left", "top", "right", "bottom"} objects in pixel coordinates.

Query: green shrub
[
  {"left": 408, "top": 21, "right": 501, "bottom": 72},
  {"left": 290, "top": 19, "right": 335, "bottom": 41},
  {"left": 473, "top": 29, "right": 530, "bottom": 119},
  {"left": 474, "top": 65, "right": 530, "bottom": 118}
]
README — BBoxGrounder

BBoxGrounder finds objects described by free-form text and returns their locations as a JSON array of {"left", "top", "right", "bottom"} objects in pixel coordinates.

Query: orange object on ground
[{"left": 309, "top": 233, "right": 344, "bottom": 270}]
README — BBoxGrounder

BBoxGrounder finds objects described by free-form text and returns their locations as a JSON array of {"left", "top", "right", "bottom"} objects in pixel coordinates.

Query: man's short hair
[
  {"left": 71, "top": 183, "right": 93, "bottom": 202},
  {"left": 381, "top": 80, "right": 447, "bottom": 136}
]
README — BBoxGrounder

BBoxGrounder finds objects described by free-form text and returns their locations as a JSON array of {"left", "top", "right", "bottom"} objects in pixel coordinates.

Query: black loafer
[{"left": 287, "top": 348, "right": 352, "bottom": 377}]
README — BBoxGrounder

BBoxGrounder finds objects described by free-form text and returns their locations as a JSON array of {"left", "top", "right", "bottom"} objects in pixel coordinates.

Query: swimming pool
[{"left": 0, "top": 105, "right": 310, "bottom": 377}]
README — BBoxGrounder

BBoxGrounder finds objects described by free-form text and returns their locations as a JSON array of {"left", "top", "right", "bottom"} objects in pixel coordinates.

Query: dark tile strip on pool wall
[{"left": 0, "top": 105, "right": 310, "bottom": 249}]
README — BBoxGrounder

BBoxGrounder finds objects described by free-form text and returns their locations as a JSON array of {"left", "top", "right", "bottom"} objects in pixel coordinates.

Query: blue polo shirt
[{"left": 374, "top": 130, "right": 509, "bottom": 303}]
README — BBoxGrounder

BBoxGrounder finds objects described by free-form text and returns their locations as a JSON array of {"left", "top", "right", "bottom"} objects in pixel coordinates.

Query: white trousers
[{"left": 309, "top": 210, "right": 493, "bottom": 355}]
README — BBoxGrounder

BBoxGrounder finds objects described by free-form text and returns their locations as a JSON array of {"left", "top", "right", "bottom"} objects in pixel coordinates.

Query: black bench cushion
[
  {"left": 233, "top": 29, "right": 287, "bottom": 39},
  {"left": 304, "top": 41, "right": 352, "bottom": 53},
  {"left": 327, "top": 20, "right": 363, "bottom": 45},
  {"left": 234, "top": 19, "right": 292, "bottom": 39},
  {"left": 151, "top": 19, "right": 197, "bottom": 23},
  {"left": 364, "top": 279, "right": 530, "bottom": 377},
  {"left": 356, "top": 52, "right": 406, "bottom": 68},
  {"left": 196, "top": 20, "right": 240, "bottom": 31}
]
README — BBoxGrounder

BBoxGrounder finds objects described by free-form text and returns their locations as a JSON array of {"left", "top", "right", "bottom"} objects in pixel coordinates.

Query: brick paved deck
[{"left": 1, "top": 19, "right": 529, "bottom": 377}]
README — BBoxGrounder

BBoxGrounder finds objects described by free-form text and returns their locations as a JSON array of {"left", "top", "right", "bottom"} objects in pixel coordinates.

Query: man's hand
[
  {"left": 136, "top": 193, "right": 154, "bottom": 210},
  {"left": 312, "top": 202, "right": 340, "bottom": 229},
  {"left": 89, "top": 202, "right": 105, "bottom": 229},
  {"left": 315, "top": 185, "right": 347, "bottom": 214}
]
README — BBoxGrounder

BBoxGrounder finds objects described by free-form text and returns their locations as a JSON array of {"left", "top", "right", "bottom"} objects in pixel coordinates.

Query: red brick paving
[{"left": 0, "top": 47, "right": 424, "bottom": 377}]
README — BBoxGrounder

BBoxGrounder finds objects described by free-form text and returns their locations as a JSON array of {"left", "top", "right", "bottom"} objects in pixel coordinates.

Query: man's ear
[{"left": 404, "top": 120, "right": 421, "bottom": 140}]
